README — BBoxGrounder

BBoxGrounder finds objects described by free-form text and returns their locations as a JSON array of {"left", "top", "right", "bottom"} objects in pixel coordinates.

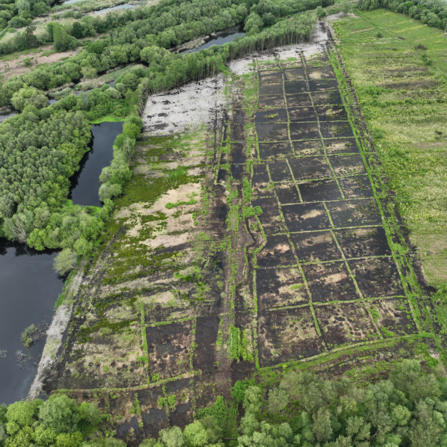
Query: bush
[
  {"left": 53, "top": 248, "right": 78, "bottom": 276},
  {"left": 99, "top": 183, "right": 122, "bottom": 202}
]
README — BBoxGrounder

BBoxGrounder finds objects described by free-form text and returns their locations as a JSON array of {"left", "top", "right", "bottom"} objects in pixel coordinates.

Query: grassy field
[{"left": 333, "top": 9, "right": 447, "bottom": 288}]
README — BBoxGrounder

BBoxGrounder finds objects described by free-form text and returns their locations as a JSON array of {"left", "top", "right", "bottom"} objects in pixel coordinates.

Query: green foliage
[
  {"left": 231, "top": 379, "right": 257, "bottom": 403},
  {"left": 196, "top": 396, "right": 229, "bottom": 434},
  {"left": 53, "top": 248, "right": 77, "bottom": 276},
  {"left": 11, "top": 87, "right": 47, "bottom": 111},
  {"left": 0, "top": 397, "right": 99, "bottom": 447},
  {"left": 20, "top": 324, "right": 38, "bottom": 348},
  {"left": 241, "top": 206, "right": 262, "bottom": 219},
  {"left": 267, "top": 388, "right": 289, "bottom": 414},
  {"left": 47, "top": 22, "right": 78, "bottom": 52},
  {"left": 358, "top": 0, "right": 447, "bottom": 30},
  {"left": 165, "top": 199, "right": 197, "bottom": 209}
]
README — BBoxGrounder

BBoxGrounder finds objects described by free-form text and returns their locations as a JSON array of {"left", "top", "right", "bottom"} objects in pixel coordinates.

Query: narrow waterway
[
  {"left": 69, "top": 121, "right": 123, "bottom": 207},
  {"left": 179, "top": 25, "right": 245, "bottom": 54}
]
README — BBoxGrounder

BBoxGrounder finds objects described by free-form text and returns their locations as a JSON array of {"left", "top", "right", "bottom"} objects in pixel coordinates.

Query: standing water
[
  {"left": 0, "top": 121, "right": 123, "bottom": 403},
  {"left": 0, "top": 240, "right": 63, "bottom": 404},
  {"left": 69, "top": 121, "right": 123, "bottom": 207},
  {"left": 179, "top": 25, "right": 245, "bottom": 54}
]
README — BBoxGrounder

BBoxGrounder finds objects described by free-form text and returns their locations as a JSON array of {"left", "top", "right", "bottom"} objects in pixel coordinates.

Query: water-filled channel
[
  {"left": 179, "top": 25, "right": 245, "bottom": 54},
  {"left": 0, "top": 121, "right": 122, "bottom": 403},
  {"left": 69, "top": 121, "right": 123, "bottom": 207}
]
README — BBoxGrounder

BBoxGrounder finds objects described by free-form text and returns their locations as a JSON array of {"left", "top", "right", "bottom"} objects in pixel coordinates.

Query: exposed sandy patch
[
  {"left": 141, "top": 231, "right": 191, "bottom": 249},
  {"left": 0, "top": 46, "right": 79, "bottom": 82},
  {"left": 117, "top": 183, "right": 201, "bottom": 219},
  {"left": 142, "top": 73, "right": 225, "bottom": 136}
]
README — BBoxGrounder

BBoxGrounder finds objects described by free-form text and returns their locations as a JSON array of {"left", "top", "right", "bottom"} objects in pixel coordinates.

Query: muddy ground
[{"left": 40, "top": 21, "right": 440, "bottom": 445}]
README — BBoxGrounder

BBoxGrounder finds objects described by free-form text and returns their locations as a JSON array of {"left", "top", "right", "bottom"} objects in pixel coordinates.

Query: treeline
[
  {"left": 0, "top": 0, "right": 332, "bottom": 57},
  {"left": 0, "top": 0, "right": 328, "bottom": 107},
  {"left": 359, "top": 0, "right": 447, "bottom": 29},
  {"left": 137, "top": 360, "right": 447, "bottom": 447},
  {"left": 0, "top": 394, "right": 102, "bottom": 447}
]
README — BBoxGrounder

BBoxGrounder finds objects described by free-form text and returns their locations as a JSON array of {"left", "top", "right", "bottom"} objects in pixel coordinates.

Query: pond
[
  {"left": 0, "top": 240, "right": 63, "bottom": 405},
  {"left": 179, "top": 25, "right": 245, "bottom": 54},
  {"left": 69, "top": 121, "right": 123, "bottom": 207},
  {"left": 0, "top": 121, "right": 123, "bottom": 403}
]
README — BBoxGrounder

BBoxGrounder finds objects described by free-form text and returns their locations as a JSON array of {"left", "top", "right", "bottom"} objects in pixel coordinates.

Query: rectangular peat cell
[
  {"left": 288, "top": 156, "right": 332, "bottom": 181},
  {"left": 146, "top": 320, "right": 192, "bottom": 380},
  {"left": 259, "top": 70, "right": 284, "bottom": 84},
  {"left": 326, "top": 199, "right": 382, "bottom": 228},
  {"left": 256, "top": 234, "right": 296, "bottom": 268},
  {"left": 256, "top": 267, "right": 308, "bottom": 310},
  {"left": 193, "top": 316, "right": 220, "bottom": 371},
  {"left": 275, "top": 182, "right": 301, "bottom": 204},
  {"left": 314, "top": 302, "right": 379, "bottom": 349},
  {"left": 285, "top": 93, "right": 313, "bottom": 108},
  {"left": 316, "top": 105, "right": 348, "bottom": 121},
  {"left": 252, "top": 196, "right": 286, "bottom": 235},
  {"left": 290, "top": 230, "right": 342, "bottom": 263},
  {"left": 282, "top": 203, "right": 331, "bottom": 232},
  {"left": 330, "top": 155, "right": 366, "bottom": 176},
  {"left": 338, "top": 175, "right": 374, "bottom": 199},
  {"left": 256, "top": 123, "right": 289, "bottom": 142},
  {"left": 299, "top": 179, "right": 342, "bottom": 203},
  {"left": 288, "top": 107, "right": 317, "bottom": 122},
  {"left": 324, "top": 138, "right": 360, "bottom": 154},
  {"left": 255, "top": 108, "right": 288, "bottom": 123},
  {"left": 258, "top": 95, "right": 286, "bottom": 110},
  {"left": 349, "top": 258, "right": 405, "bottom": 298},
  {"left": 283, "top": 67, "right": 306, "bottom": 81},
  {"left": 257, "top": 307, "right": 324, "bottom": 366},
  {"left": 308, "top": 79, "right": 339, "bottom": 91},
  {"left": 311, "top": 90, "right": 343, "bottom": 106},
  {"left": 292, "top": 140, "right": 325, "bottom": 156},
  {"left": 259, "top": 83, "right": 284, "bottom": 96},
  {"left": 289, "top": 122, "right": 321, "bottom": 141},
  {"left": 333, "top": 227, "right": 391, "bottom": 259},
  {"left": 320, "top": 122, "right": 354, "bottom": 138},
  {"left": 284, "top": 81, "right": 309, "bottom": 94},
  {"left": 303, "top": 261, "right": 360, "bottom": 303},
  {"left": 307, "top": 66, "right": 336, "bottom": 80},
  {"left": 258, "top": 142, "right": 293, "bottom": 160}
]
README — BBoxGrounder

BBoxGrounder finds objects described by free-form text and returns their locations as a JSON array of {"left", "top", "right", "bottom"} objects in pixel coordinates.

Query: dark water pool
[
  {"left": 94, "top": 3, "right": 136, "bottom": 13},
  {"left": 69, "top": 121, "right": 123, "bottom": 207},
  {"left": 180, "top": 25, "right": 245, "bottom": 54},
  {"left": 0, "top": 112, "right": 17, "bottom": 122},
  {"left": 0, "top": 240, "right": 63, "bottom": 405}
]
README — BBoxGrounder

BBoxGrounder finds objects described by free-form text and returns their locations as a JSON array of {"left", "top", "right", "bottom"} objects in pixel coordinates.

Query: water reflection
[
  {"left": 0, "top": 238, "right": 63, "bottom": 404},
  {"left": 94, "top": 3, "right": 136, "bottom": 13},
  {"left": 179, "top": 25, "right": 245, "bottom": 54},
  {"left": 69, "top": 121, "right": 123, "bottom": 207}
]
